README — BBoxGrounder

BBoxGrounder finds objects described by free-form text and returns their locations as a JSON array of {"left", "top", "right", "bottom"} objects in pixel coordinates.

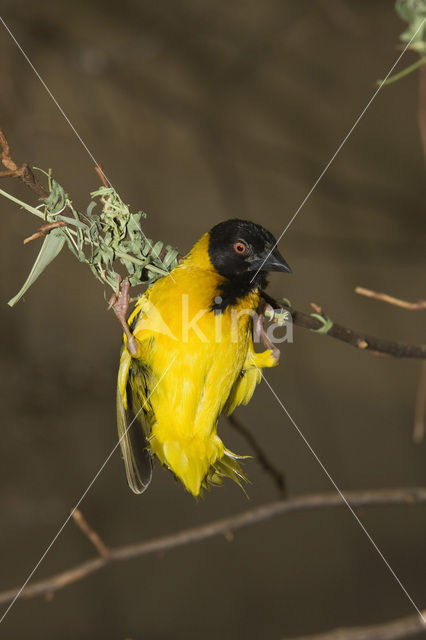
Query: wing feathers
[{"left": 116, "top": 348, "right": 153, "bottom": 494}]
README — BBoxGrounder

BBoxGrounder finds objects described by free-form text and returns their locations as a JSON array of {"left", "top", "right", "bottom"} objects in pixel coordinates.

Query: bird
[{"left": 115, "top": 218, "right": 291, "bottom": 497}]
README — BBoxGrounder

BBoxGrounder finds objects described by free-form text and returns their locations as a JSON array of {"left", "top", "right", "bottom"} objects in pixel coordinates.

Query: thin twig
[
  {"left": 0, "top": 128, "right": 15, "bottom": 172},
  {"left": 228, "top": 414, "right": 286, "bottom": 495},
  {"left": 23, "top": 221, "right": 68, "bottom": 245},
  {"left": 0, "top": 487, "right": 425, "bottom": 606},
  {"left": 0, "top": 129, "right": 48, "bottom": 199},
  {"left": 355, "top": 286, "right": 426, "bottom": 310},
  {"left": 72, "top": 509, "right": 110, "bottom": 559},
  {"left": 413, "top": 361, "right": 426, "bottom": 443},
  {"left": 418, "top": 63, "right": 426, "bottom": 172},
  {"left": 410, "top": 52, "right": 426, "bottom": 441},
  {"left": 377, "top": 56, "right": 426, "bottom": 87},
  {"left": 94, "top": 165, "right": 109, "bottom": 188},
  {"left": 0, "top": 170, "right": 18, "bottom": 178},
  {"left": 260, "top": 292, "right": 426, "bottom": 359},
  {"left": 282, "top": 609, "right": 426, "bottom": 640}
]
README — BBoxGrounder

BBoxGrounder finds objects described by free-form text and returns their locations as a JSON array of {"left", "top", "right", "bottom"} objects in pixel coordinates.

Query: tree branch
[
  {"left": 1, "top": 487, "right": 426, "bottom": 607},
  {"left": 418, "top": 63, "right": 426, "bottom": 172},
  {"left": 0, "top": 129, "right": 48, "bottom": 199},
  {"left": 260, "top": 292, "right": 426, "bottom": 360},
  {"left": 72, "top": 509, "right": 110, "bottom": 559},
  {"left": 355, "top": 286, "right": 426, "bottom": 311},
  {"left": 228, "top": 414, "right": 286, "bottom": 495},
  {"left": 413, "top": 361, "right": 426, "bottom": 443},
  {"left": 282, "top": 609, "right": 426, "bottom": 640}
]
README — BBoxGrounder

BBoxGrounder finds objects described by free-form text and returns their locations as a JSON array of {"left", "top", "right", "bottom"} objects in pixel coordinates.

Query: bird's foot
[
  {"left": 255, "top": 300, "right": 280, "bottom": 364},
  {"left": 109, "top": 278, "right": 139, "bottom": 356}
]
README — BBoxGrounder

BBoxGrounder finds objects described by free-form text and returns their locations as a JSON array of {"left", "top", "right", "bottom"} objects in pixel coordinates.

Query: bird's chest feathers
[{"left": 139, "top": 267, "right": 260, "bottom": 350}]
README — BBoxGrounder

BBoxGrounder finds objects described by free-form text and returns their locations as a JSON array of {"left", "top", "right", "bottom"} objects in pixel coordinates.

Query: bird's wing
[
  {"left": 224, "top": 338, "right": 277, "bottom": 415},
  {"left": 117, "top": 346, "right": 153, "bottom": 494},
  {"left": 223, "top": 366, "right": 261, "bottom": 416}
]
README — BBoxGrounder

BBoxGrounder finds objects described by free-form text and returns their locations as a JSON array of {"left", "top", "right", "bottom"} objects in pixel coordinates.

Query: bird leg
[
  {"left": 109, "top": 278, "right": 140, "bottom": 357},
  {"left": 254, "top": 299, "right": 280, "bottom": 364}
]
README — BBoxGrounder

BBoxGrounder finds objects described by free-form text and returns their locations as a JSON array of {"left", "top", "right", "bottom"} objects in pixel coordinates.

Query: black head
[{"left": 208, "top": 219, "right": 291, "bottom": 282}]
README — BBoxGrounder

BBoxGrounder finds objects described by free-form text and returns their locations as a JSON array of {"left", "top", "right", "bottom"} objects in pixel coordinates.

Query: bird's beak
[{"left": 261, "top": 248, "right": 292, "bottom": 274}]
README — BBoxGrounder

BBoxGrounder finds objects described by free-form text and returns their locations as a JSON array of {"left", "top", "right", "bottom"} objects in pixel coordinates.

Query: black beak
[{"left": 261, "top": 248, "right": 292, "bottom": 274}]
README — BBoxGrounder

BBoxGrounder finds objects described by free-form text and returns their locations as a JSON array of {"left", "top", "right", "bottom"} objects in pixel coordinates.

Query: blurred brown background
[{"left": 1, "top": 1, "right": 426, "bottom": 639}]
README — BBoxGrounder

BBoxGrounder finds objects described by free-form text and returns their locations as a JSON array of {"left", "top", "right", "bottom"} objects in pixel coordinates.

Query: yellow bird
[{"left": 116, "top": 219, "right": 291, "bottom": 497}]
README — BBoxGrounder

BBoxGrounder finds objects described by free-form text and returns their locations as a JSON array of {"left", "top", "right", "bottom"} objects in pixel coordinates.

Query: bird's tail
[
  {"left": 149, "top": 432, "right": 248, "bottom": 497},
  {"left": 204, "top": 448, "right": 249, "bottom": 495}
]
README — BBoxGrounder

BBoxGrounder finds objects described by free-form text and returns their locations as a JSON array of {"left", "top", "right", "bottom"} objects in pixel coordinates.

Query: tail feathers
[
  {"left": 204, "top": 449, "right": 249, "bottom": 494},
  {"left": 151, "top": 434, "right": 249, "bottom": 497}
]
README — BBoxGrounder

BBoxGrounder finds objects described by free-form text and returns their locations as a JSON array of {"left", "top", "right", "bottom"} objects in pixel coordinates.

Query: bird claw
[
  {"left": 110, "top": 277, "right": 131, "bottom": 323},
  {"left": 255, "top": 301, "right": 281, "bottom": 364},
  {"left": 109, "top": 278, "right": 139, "bottom": 357}
]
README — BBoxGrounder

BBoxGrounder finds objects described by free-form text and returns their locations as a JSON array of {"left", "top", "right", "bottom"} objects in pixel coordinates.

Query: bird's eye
[{"left": 233, "top": 241, "right": 246, "bottom": 254}]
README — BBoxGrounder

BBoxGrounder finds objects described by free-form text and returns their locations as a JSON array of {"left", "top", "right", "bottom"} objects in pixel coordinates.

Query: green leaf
[
  {"left": 8, "top": 229, "right": 66, "bottom": 307},
  {"left": 45, "top": 179, "right": 68, "bottom": 213}
]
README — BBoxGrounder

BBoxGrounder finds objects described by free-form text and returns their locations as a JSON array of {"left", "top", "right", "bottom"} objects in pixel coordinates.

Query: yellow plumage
[{"left": 117, "top": 225, "right": 287, "bottom": 497}]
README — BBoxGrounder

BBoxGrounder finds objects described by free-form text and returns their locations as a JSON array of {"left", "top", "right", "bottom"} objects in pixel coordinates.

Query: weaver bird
[{"left": 115, "top": 219, "right": 291, "bottom": 497}]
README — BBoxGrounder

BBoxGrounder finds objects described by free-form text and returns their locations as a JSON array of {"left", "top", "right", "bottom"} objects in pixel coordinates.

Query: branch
[
  {"left": 1, "top": 487, "right": 425, "bottom": 607},
  {"left": 419, "top": 63, "right": 426, "bottom": 171},
  {"left": 413, "top": 361, "right": 426, "bottom": 443},
  {"left": 355, "top": 286, "right": 426, "bottom": 311},
  {"left": 0, "top": 129, "right": 48, "bottom": 198},
  {"left": 72, "top": 509, "right": 110, "bottom": 559},
  {"left": 23, "top": 220, "right": 68, "bottom": 245},
  {"left": 260, "top": 292, "right": 426, "bottom": 360},
  {"left": 0, "top": 128, "right": 180, "bottom": 304},
  {"left": 228, "top": 414, "right": 286, "bottom": 495},
  {"left": 282, "top": 610, "right": 426, "bottom": 640}
]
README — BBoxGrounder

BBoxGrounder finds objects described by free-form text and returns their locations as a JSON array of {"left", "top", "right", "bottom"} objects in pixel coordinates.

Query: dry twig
[
  {"left": 282, "top": 609, "right": 426, "bottom": 640},
  {"left": 418, "top": 63, "right": 426, "bottom": 172},
  {"left": 260, "top": 291, "right": 426, "bottom": 360},
  {"left": 23, "top": 221, "right": 68, "bottom": 245},
  {"left": 94, "top": 165, "right": 109, "bottom": 188},
  {"left": 228, "top": 414, "right": 286, "bottom": 495},
  {"left": 0, "top": 487, "right": 425, "bottom": 607},
  {"left": 353, "top": 287, "right": 426, "bottom": 439},
  {"left": 413, "top": 361, "right": 426, "bottom": 443},
  {"left": 72, "top": 509, "right": 110, "bottom": 559},
  {"left": 355, "top": 286, "right": 426, "bottom": 311},
  {"left": 0, "top": 129, "right": 48, "bottom": 198}
]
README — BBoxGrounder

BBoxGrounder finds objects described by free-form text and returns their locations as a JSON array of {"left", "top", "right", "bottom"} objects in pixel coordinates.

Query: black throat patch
[{"left": 211, "top": 273, "right": 267, "bottom": 313}]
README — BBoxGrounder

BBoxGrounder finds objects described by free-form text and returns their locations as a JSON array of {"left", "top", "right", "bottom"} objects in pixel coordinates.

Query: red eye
[{"left": 234, "top": 242, "right": 246, "bottom": 254}]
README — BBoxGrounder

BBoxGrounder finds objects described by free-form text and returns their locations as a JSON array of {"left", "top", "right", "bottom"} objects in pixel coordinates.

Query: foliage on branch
[
  {"left": 397, "top": 0, "right": 426, "bottom": 55},
  {"left": 1, "top": 172, "right": 179, "bottom": 306},
  {"left": 379, "top": 1, "right": 426, "bottom": 85}
]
